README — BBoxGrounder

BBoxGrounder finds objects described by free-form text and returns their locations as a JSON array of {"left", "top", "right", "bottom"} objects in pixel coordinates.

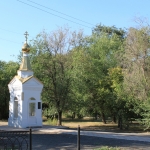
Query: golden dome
[{"left": 22, "top": 42, "right": 30, "bottom": 53}]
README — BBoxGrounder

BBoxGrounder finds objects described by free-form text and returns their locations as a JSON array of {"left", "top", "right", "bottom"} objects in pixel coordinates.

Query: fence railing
[{"left": 0, "top": 128, "right": 32, "bottom": 150}]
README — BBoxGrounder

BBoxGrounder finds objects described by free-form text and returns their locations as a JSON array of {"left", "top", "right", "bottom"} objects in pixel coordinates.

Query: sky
[{"left": 0, "top": 0, "right": 150, "bottom": 62}]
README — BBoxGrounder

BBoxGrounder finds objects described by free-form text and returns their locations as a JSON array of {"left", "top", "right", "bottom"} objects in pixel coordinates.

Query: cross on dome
[
  {"left": 22, "top": 31, "right": 30, "bottom": 53},
  {"left": 20, "top": 31, "right": 32, "bottom": 71}
]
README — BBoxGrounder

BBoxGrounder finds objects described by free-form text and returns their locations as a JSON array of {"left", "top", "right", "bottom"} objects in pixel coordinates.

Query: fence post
[
  {"left": 77, "top": 125, "right": 80, "bottom": 150},
  {"left": 29, "top": 128, "right": 32, "bottom": 150}
]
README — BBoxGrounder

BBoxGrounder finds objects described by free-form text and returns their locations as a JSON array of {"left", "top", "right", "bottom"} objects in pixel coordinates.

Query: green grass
[
  {"left": 45, "top": 118, "right": 58, "bottom": 126},
  {"left": 43, "top": 117, "right": 147, "bottom": 133},
  {"left": 94, "top": 146, "right": 123, "bottom": 150}
]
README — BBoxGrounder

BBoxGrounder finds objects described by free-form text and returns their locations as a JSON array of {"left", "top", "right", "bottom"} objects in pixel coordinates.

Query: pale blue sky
[{"left": 0, "top": 0, "right": 150, "bottom": 62}]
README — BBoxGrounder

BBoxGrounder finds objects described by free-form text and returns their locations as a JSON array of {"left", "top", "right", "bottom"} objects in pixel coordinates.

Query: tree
[
  {"left": 0, "top": 61, "right": 19, "bottom": 119},
  {"left": 122, "top": 21, "right": 150, "bottom": 129},
  {"left": 71, "top": 26, "right": 124, "bottom": 123},
  {"left": 92, "top": 24, "right": 126, "bottom": 40},
  {"left": 30, "top": 27, "right": 84, "bottom": 125}
]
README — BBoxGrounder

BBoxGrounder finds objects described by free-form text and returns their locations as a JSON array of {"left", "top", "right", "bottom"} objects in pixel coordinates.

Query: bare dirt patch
[{"left": 0, "top": 121, "right": 8, "bottom": 126}]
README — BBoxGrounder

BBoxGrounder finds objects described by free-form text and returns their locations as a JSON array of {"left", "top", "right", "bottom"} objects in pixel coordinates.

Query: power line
[
  {"left": 0, "top": 0, "right": 94, "bottom": 46},
  {"left": 27, "top": 0, "right": 94, "bottom": 26},
  {"left": 17, "top": 0, "right": 92, "bottom": 29},
  {"left": 0, "top": 29, "right": 34, "bottom": 44},
  {"left": 0, "top": 28, "right": 35, "bottom": 39},
  {"left": 0, "top": 37, "right": 21, "bottom": 44},
  {"left": 0, "top": 28, "right": 22, "bottom": 35}
]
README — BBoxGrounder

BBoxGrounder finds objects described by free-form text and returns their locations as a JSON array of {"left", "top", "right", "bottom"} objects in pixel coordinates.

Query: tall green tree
[
  {"left": 71, "top": 26, "right": 125, "bottom": 122},
  {"left": 123, "top": 23, "right": 150, "bottom": 129},
  {"left": 30, "top": 27, "right": 84, "bottom": 125}
]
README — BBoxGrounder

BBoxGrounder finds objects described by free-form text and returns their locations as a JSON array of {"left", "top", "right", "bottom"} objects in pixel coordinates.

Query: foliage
[
  {"left": 92, "top": 24, "right": 126, "bottom": 40},
  {"left": 0, "top": 61, "right": 19, "bottom": 119},
  {"left": 123, "top": 26, "right": 150, "bottom": 100},
  {"left": 30, "top": 27, "right": 84, "bottom": 125},
  {"left": 140, "top": 99, "right": 150, "bottom": 130},
  {"left": 79, "top": 30, "right": 124, "bottom": 123},
  {"left": 46, "top": 118, "right": 58, "bottom": 126}
]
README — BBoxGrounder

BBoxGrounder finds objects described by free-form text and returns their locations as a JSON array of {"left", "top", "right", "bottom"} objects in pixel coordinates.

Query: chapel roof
[
  {"left": 9, "top": 75, "right": 43, "bottom": 85},
  {"left": 16, "top": 75, "right": 33, "bottom": 83},
  {"left": 19, "top": 54, "right": 32, "bottom": 71}
]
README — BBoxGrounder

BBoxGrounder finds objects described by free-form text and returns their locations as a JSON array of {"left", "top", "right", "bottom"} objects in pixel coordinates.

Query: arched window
[
  {"left": 14, "top": 97, "right": 18, "bottom": 119},
  {"left": 29, "top": 97, "right": 36, "bottom": 116}
]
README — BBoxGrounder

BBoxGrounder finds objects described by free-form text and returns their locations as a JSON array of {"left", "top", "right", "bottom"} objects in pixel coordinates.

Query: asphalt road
[{"left": 32, "top": 131, "right": 150, "bottom": 150}]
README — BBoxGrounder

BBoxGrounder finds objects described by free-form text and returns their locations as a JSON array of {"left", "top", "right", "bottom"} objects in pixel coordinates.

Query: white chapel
[{"left": 8, "top": 32, "right": 43, "bottom": 128}]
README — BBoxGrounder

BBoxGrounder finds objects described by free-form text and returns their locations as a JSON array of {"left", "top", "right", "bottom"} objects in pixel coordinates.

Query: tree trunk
[
  {"left": 118, "top": 117, "right": 123, "bottom": 130},
  {"left": 57, "top": 111, "right": 62, "bottom": 126},
  {"left": 94, "top": 111, "right": 98, "bottom": 120},
  {"left": 101, "top": 112, "right": 106, "bottom": 124},
  {"left": 0, "top": 111, "right": 2, "bottom": 120},
  {"left": 46, "top": 109, "right": 49, "bottom": 119},
  {"left": 72, "top": 112, "right": 75, "bottom": 119},
  {"left": 112, "top": 114, "right": 116, "bottom": 123}
]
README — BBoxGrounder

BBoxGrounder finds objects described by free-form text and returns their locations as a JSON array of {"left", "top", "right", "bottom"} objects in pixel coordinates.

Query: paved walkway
[
  {"left": 37, "top": 127, "right": 150, "bottom": 142},
  {"left": 1, "top": 123, "right": 150, "bottom": 143}
]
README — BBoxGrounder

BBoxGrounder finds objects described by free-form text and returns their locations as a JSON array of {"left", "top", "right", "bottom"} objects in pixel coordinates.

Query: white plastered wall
[
  {"left": 8, "top": 77, "right": 43, "bottom": 128},
  {"left": 8, "top": 78, "right": 22, "bottom": 127}
]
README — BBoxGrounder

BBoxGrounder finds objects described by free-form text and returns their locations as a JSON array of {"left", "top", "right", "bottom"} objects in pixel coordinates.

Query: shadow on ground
[{"left": 32, "top": 131, "right": 150, "bottom": 150}]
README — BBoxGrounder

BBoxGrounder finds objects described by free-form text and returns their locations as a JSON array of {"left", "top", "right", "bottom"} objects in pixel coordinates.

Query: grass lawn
[
  {"left": 94, "top": 147, "right": 122, "bottom": 150},
  {"left": 43, "top": 117, "right": 146, "bottom": 133},
  {"left": 0, "top": 117, "right": 147, "bottom": 133}
]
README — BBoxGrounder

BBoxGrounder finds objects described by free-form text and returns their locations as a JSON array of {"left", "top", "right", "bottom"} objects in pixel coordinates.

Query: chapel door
[{"left": 28, "top": 97, "right": 37, "bottom": 125}]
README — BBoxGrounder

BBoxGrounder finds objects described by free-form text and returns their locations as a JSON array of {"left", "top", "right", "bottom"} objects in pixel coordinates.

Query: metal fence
[{"left": 0, "top": 128, "right": 32, "bottom": 150}]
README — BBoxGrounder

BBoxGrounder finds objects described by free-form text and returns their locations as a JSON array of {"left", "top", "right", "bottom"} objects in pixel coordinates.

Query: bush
[{"left": 46, "top": 118, "right": 57, "bottom": 126}]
